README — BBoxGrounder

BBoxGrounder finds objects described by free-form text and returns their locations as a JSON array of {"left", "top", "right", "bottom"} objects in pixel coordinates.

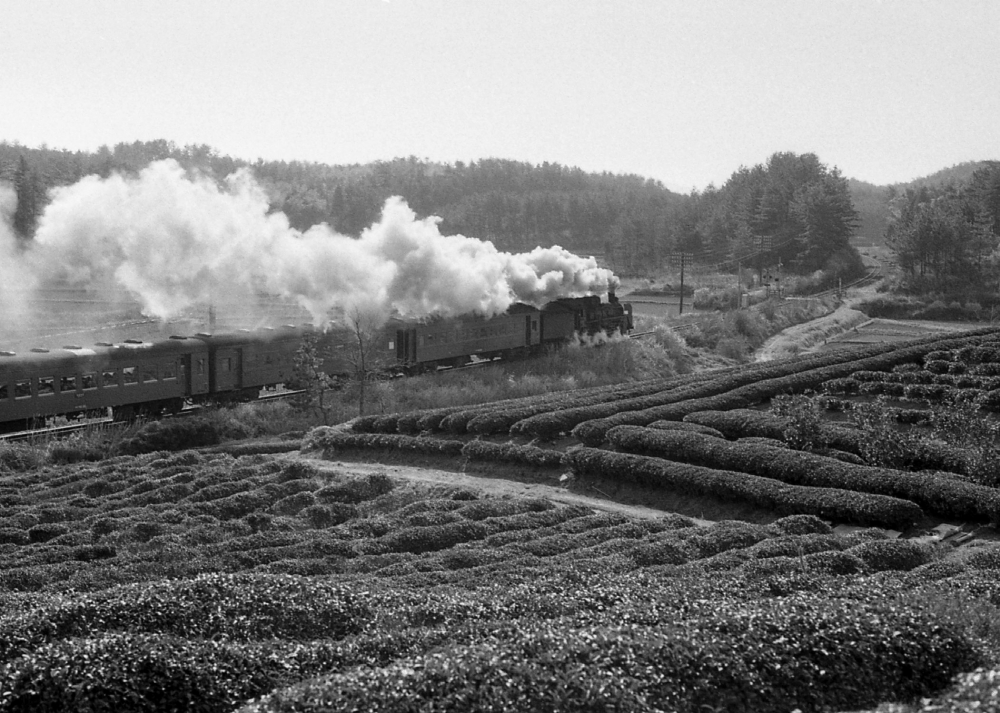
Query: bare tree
[
  {"left": 343, "top": 304, "right": 391, "bottom": 416},
  {"left": 292, "top": 332, "right": 338, "bottom": 425}
]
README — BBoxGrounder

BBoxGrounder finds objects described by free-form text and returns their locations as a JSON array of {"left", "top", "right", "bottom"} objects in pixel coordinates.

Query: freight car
[{"left": 0, "top": 295, "right": 631, "bottom": 432}]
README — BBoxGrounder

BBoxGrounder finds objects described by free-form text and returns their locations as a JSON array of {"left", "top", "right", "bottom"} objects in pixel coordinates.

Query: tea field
[{"left": 4, "top": 325, "right": 1000, "bottom": 711}]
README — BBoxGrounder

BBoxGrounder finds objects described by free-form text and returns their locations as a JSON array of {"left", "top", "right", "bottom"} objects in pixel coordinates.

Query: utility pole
[
  {"left": 669, "top": 252, "right": 694, "bottom": 315},
  {"left": 752, "top": 236, "right": 772, "bottom": 286}
]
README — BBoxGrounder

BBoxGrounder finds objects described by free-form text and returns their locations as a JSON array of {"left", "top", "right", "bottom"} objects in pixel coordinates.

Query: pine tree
[{"left": 13, "top": 155, "right": 39, "bottom": 242}]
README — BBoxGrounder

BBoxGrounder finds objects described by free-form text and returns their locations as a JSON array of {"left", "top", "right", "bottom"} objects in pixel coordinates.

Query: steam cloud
[
  {"left": 16, "top": 160, "right": 619, "bottom": 328},
  {"left": 0, "top": 184, "right": 36, "bottom": 337}
]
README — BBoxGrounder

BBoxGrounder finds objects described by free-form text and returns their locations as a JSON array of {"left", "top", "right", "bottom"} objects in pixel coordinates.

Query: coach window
[
  {"left": 59, "top": 375, "right": 76, "bottom": 393},
  {"left": 162, "top": 362, "right": 176, "bottom": 380},
  {"left": 38, "top": 377, "right": 55, "bottom": 396},
  {"left": 142, "top": 366, "right": 157, "bottom": 383},
  {"left": 222, "top": 357, "right": 232, "bottom": 372},
  {"left": 81, "top": 373, "right": 97, "bottom": 390},
  {"left": 196, "top": 358, "right": 206, "bottom": 375},
  {"left": 101, "top": 369, "right": 117, "bottom": 387},
  {"left": 0, "top": 383, "right": 7, "bottom": 400},
  {"left": 123, "top": 366, "right": 138, "bottom": 385},
  {"left": 14, "top": 380, "right": 31, "bottom": 399}
]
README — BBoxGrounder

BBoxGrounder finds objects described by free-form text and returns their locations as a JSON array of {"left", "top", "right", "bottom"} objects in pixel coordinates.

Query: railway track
[{"left": 799, "top": 259, "right": 883, "bottom": 300}]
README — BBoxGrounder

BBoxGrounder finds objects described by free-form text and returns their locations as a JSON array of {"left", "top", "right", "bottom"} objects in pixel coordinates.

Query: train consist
[{"left": 0, "top": 294, "right": 631, "bottom": 432}]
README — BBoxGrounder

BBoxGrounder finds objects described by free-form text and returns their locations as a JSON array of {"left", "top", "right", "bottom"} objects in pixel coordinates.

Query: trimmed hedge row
[
  {"left": 605, "top": 425, "right": 1000, "bottom": 524},
  {"left": 242, "top": 595, "right": 980, "bottom": 713},
  {"left": 464, "top": 368, "right": 743, "bottom": 437},
  {"left": 571, "top": 329, "right": 1000, "bottom": 446},
  {"left": 360, "top": 369, "right": 732, "bottom": 436},
  {"left": 682, "top": 409, "right": 866, "bottom": 454},
  {"left": 513, "top": 342, "right": 915, "bottom": 441},
  {"left": 562, "top": 447, "right": 924, "bottom": 529},
  {"left": 0, "top": 573, "right": 371, "bottom": 666},
  {"left": 303, "top": 428, "right": 465, "bottom": 457},
  {"left": 647, "top": 420, "right": 726, "bottom": 438},
  {"left": 460, "top": 441, "right": 564, "bottom": 468},
  {"left": 443, "top": 371, "right": 721, "bottom": 436},
  {"left": 852, "top": 369, "right": 1000, "bottom": 390},
  {"left": 824, "top": 378, "right": 1000, "bottom": 411}
]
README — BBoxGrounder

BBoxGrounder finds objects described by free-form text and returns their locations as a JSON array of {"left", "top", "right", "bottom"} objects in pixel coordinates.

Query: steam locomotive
[{"left": 0, "top": 294, "right": 631, "bottom": 432}]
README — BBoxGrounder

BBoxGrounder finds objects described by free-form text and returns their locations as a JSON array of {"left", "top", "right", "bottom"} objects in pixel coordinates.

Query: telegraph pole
[
  {"left": 669, "top": 252, "right": 694, "bottom": 315},
  {"left": 752, "top": 236, "right": 772, "bottom": 286}
]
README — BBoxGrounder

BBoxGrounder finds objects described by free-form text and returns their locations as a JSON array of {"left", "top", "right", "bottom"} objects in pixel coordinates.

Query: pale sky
[{"left": 2, "top": 0, "right": 998, "bottom": 191}]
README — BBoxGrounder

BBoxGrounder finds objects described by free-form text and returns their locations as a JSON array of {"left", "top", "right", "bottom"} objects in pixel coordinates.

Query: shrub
[
  {"left": 27, "top": 523, "right": 70, "bottom": 544},
  {"left": 72, "top": 545, "right": 117, "bottom": 562},
  {"left": 116, "top": 417, "right": 222, "bottom": 455},
  {"left": 270, "top": 492, "right": 316, "bottom": 516},
  {"left": 315, "top": 473, "right": 396, "bottom": 504},
  {"left": 848, "top": 540, "right": 932, "bottom": 572},
  {"left": 241, "top": 597, "right": 981, "bottom": 713},
  {"left": 128, "top": 521, "right": 165, "bottom": 543},
  {"left": 0, "top": 443, "right": 45, "bottom": 472},
  {"left": 0, "top": 527, "right": 29, "bottom": 546},
  {"left": 768, "top": 514, "right": 833, "bottom": 536},
  {"left": 461, "top": 441, "right": 563, "bottom": 468},
  {"left": 563, "top": 447, "right": 923, "bottom": 530},
  {"left": 302, "top": 503, "right": 357, "bottom": 528},
  {"left": 606, "top": 424, "right": 1000, "bottom": 524}
]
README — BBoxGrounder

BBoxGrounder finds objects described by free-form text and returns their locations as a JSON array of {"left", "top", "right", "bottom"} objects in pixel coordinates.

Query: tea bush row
[
  {"left": 303, "top": 428, "right": 465, "bottom": 456},
  {"left": 606, "top": 426, "right": 1000, "bottom": 524},
  {"left": 0, "top": 573, "right": 370, "bottom": 663},
  {"left": 571, "top": 329, "right": 1000, "bottom": 446},
  {"left": 512, "top": 340, "right": 915, "bottom": 441},
  {"left": 563, "top": 447, "right": 923, "bottom": 529},
  {"left": 241, "top": 595, "right": 981, "bottom": 713}
]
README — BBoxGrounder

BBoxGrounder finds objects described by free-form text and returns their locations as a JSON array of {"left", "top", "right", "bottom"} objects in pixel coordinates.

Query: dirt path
[{"left": 297, "top": 456, "right": 712, "bottom": 525}]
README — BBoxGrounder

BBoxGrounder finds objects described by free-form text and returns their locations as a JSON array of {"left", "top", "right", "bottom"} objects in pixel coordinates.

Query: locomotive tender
[{"left": 0, "top": 294, "right": 631, "bottom": 432}]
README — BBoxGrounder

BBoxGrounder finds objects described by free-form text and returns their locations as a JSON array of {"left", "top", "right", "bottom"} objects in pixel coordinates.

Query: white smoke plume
[
  {"left": 0, "top": 184, "right": 36, "bottom": 342},
  {"left": 26, "top": 160, "right": 619, "bottom": 328}
]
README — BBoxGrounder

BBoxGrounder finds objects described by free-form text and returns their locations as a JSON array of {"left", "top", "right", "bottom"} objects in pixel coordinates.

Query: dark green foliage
[
  {"left": 460, "top": 440, "right": 563, "bottom": 468},
  {"left": 605, "top": 425, "right": 1000, "bottom": 523},
  {"left": 0, "top": 528, "right": 28, "bottom": 546},
  {"left": 243, "top": 595, "right": 979, "bottom": 713},
  {"left": 303, "top": 427, "right": 464, "bottom": 457},
  {"left": 0, "top": 444, "right": 46, "bottom": 472},
  {"left": 848, "top": 540, "right": 933, "bottom": 572},
  {"left": 647, "top": 419, "right": 725, "bottom": 438},
  {"left": 27, "top": 524, "right": 69, "bottom": 544},
  {"left": 71, "top": 545, "right": 117, "bottom": 562},
  {"left": 563, "top": 447, "right": 923, "bottom": 529},
  {"left": 117, "top": 417, "right": 222, "bottom": 455},
  {"left": 315, "top": 473, "right": 395, "bottom": 505},
  {"left": 573, "top": 329, "right": 1000, "bottom": 446}
]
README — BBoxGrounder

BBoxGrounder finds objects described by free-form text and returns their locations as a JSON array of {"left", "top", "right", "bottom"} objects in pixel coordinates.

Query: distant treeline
[
  {"left": 1, "top": 139, "right": 990, "bottom": 283},
  {"left": 884, "top": 162, "right": 1000, "bottom": 298}
]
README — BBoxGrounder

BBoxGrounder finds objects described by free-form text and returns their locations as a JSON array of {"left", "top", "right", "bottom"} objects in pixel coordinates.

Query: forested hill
[
  {"left": 5, "top": 139, "right": 990, "bottom": 279},
  {"left": 0, "top": 140, "right": 683, "bottom": 263},
  {"left": 849, "top": 161, "right": 999, "bottom": 246}
]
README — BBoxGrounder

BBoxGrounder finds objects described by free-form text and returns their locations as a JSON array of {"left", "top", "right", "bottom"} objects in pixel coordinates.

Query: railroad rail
[{"left": 798, "top": 259, "right": 883, "bottom": 300}]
